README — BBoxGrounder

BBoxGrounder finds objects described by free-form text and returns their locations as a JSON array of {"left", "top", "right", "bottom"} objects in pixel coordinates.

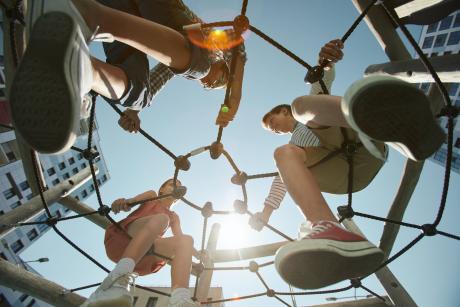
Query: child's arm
[
  {"left": 249, "top": 176, "right": 286, "bottom": 231},
  {"left": 215, "top": 47, "right": 246, "bottom": 127},
  {"left": 111, "top": 190, "right": 157, "bottom": 214},
  {"left": 309, "top": 39, "right": 343, "bottom": 95}
]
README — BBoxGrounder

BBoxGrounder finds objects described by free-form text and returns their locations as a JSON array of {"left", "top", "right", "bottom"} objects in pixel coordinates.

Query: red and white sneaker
[{"left": 275, "top": 221, "right": 384, "bottom": 289}]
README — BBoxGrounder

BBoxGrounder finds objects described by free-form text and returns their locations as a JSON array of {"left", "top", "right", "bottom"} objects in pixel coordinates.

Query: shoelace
[{"left": 300, "top": 223, "right": 332, "bottom": 240}]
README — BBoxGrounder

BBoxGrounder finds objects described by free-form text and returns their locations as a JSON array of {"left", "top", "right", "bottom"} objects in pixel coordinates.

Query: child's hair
[
  {"left": 261, "top": 104, "right": 292, "bottom": 130},
  {"left": 159, "top": 178, "right": 182, "bottom": 192}
]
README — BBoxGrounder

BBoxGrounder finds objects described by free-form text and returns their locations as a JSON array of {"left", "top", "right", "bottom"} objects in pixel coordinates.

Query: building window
[
  {"left": 1, "top": 141, "right": 18, "bottom": 162},
  {"left": 81, "top": 190, "right": 88, "bottom": 198},
  {"left": 430, "top": 52, "right": 438, "bottom": 57},
  {"left": 52, "top": 178, "right": 60, "bottom": 185},
  {"left": 27, "top": 229, "right": 39, "bottom": 241},
  {"left": 455, "top": 138, "right": 460, "bottom": 149},
  {"left": 63, "top": 173, "right": 70, "bottom": 179},
  {"left": 455, "top": 13, "right": 460, "bottom": 28},
  {"left": 0, "top": 253, "right": 7, "bottom": 260},
  {"left": 19, "top": 294, "right": 29, "bottom": 302},
  {"left": 26, "top": 299, "right": 36, "bottom": 307},
  {"left": 422, "top": 36, "right": 434, "bottom": 49},
  {"left": 81, "top": 162, "right": 87, "bottom": 170},
  {"left": 132, "top": 297, "right": 138, "bottom": 306},
  {"left": 58, "top": 162, "right": 66, "bottom": 170},
  {"left": 146, "top": 297, "right": 158, "bottom": 307},
  {"left": 11, "top": 239, "right": 24, "bottom": 253},
  {"left": 97, "top": 179, "right": 101, "bottom": 186},
  {"left": 102, "top": 174, "right": 107, "bottom": 182},
  {"left": 47, "top": 167, "right": 56, "bottom": 176},
  {"left": 26, "top": 194, "right": 33, "bottom": 200},
  {"left": 36, "top": 215, "right": 49, "bottom": 232},
  {"left": 89, "top": 184, "right": 95, "bottom": 192},
  {"left": 3, "top": 188, "right": 15, "bottom": 200},
  {"left": 72, "top": 167, "right": 79, "bottom": 174},
  {"left": 75, "top": 195, "right": 80, "bottom": 201},
  {"left": 455, "top": 99, "right": 460, "bottom": 108},
  {"left": 426, "top": 22, "right": 438, "bottom": 33},
  {"left": 443, "top": 51, "right": 452, "bottom": 55},
  {"left": 433, "top": 33, "right": 447, "bottom": 47},
  {"left": 69, "top": 157, "right": 75, "bottom": 165},
  {"left": 447, "top": 31, "right": 460, "bottom": 46},
  {"left": 19, "top": 181, "right": 29, "bottom": 191},
  {"left": 449, "top": 83, "right": 459, "bottom": 97},
  {"left": 439, "top": 15, "right": 453, "bottom": 31},
  {"left": 10, "top": 201, "right": 21, "bottom": 209},
  {"left": 77, "top": 153, "right": 83, "bottom": 160}
]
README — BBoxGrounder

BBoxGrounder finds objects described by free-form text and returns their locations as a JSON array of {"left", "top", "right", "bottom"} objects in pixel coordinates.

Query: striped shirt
[{"left": 264, "top": 66, "right": 335, "bottom": 210}]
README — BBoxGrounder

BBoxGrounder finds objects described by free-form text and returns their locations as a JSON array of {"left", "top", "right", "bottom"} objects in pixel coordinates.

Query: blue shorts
[{"left": 97, "top": 0, "right": 211, "bottom": 109}]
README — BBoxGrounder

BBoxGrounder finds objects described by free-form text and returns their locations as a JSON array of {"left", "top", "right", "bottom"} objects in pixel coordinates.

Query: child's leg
[
  {"left": 91, "top": 57, "right": 129, "bottom": 100},
  {"left": 273, "top": 144, "right": 337, "bottom": 223},
  {"left": 125, "top": 215, "right": 194, "bottom": 289},
  {"left": 72, "top": 0, "right": 191, "bottom": 71},
  {"left": 291, "top": 95, "right": 350, "bottom": 128}
]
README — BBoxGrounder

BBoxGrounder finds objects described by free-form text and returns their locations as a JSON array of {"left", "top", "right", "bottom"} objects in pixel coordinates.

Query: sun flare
[{"left": 217, "top": 214, "right": 252, "bottom": 249}]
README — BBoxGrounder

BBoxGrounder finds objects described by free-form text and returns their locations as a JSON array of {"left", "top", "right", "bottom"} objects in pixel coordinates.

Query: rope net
[{"left": 2, "top": 0, "right": 459, "bottom": 305}]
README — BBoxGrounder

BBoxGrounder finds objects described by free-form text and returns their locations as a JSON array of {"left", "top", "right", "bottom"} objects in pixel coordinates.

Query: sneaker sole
[
  {"left": 275, "top": 239, "right": 384, "bottom": 289},
  {"left": 342, "top": 76, "right": 445, "bottom": 161},
  {"left": 10, "top": 12, "right": 79, "bottom": 154}
]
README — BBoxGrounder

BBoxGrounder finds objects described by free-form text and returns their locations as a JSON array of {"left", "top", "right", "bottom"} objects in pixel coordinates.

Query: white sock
[
  {"left": 170, "top": 288, "right": 191, "bottom": 303},
  {"left": 111, "top": 258, "right": 135, "bottom": 278}
]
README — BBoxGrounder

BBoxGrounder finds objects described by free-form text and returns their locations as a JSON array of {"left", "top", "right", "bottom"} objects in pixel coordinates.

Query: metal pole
[
  {"left": 59, "top": 196, "right": 110, "bottom": 229},
  {"left": 0, "top": 258, "right": 85, "bottom": 307},
  {"left": 2, "top": 0, "right": 48, "bottom": 195},
  {"left": 196, "top": 223, "right": 220, "bottom": 302},
  {"left": 0, "top": 166, "right": 96, "bottom": 238},
  {"left": 364, "top": 54, "right": 460, "bottom": 83},
  {"left": 341, "top": 218, "right": 417, "bottom": 307}
]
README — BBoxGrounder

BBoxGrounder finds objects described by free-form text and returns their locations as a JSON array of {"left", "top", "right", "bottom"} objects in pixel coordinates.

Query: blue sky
[{"left": 21, "top": 1, "right": 460, "bottom": 306}]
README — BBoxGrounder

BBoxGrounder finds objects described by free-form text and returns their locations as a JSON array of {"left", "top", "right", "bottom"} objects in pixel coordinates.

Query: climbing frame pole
[
  {"left": 341, "top": 218, "right": 417, "bottom": 307},
  {"left": 352, "top": 0, "right": 427, "bottom": 258},
  {"left": 0, "top": 166, "right": 96, "bottom": 238},
  {"left": 2, "top": 0, "right": 49, "bottom": 196},
  {"left": 196, "top": 223, "right": 220, "bottom": 302},
  {"left": 0, "top": 258, "right": 86, "bottom": 307}
]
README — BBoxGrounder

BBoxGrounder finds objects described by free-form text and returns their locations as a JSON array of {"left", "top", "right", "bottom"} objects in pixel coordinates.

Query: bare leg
[
  {"left": 123, "top": 214, "right": 170, "bottom": 263},
  {"left": 72, "top": 0, "right": 191, "bottom": 70},
  {"left": 274, "top": 144, "right": 337, "bottom": 223},
  {"left": 125, "top": 215, "right": 194, "bottom": 289},
  {"left": 91, "top": 57, "right": 129, "bottom": 100},
  {"left": 291, "top": 95, "right": 350, "bottom": 128}
]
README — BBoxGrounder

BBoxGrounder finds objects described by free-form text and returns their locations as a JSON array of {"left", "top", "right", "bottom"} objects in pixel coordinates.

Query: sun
[{"left": 216, "top": 214, "right": 252, "bottom": 249}]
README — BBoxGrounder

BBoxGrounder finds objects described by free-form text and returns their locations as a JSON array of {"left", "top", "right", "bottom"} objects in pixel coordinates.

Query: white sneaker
[
  {"left": 80, "top": 272, "right": 138, "bottom": 307},
  {"left": 342, "top": 75, "right": 445, "bottom": 161},
  {"left": 10, "top": 0, "right": 93, "bottom": 154},
  {"left": 167, "top": 297, "right": 200, "bottom": 307}
]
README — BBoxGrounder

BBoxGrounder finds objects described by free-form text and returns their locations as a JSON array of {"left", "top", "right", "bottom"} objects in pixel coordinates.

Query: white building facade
[{"left": 417, "top": 10, "right": 460, "bottom": 173}]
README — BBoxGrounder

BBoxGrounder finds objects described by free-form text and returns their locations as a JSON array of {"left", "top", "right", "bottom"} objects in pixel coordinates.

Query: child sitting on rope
[
  {"left": 10, "top": 0, "right": 245, "bottom": 154},
  {"left": 81, "top": 179, "right": 202, "bottom": 307},
  {"left": 251, "top": 39, "right": 445, "bottom": 289}
]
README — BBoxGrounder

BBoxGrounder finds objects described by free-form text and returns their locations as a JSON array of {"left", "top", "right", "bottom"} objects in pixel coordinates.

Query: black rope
[
  {"left": 246, "top": 210, "right": 294, "bottom": 241},
  {"left": 255, "top": 271, "right": 270, "bottom": 290},
  {"left": 107, "top": 102, "right": 177, "bottom": 160},
  {"left": 181, "top": 197, "right": 203, "bottom": 211},
  {"left": 222, "top": 150, "right": 241, "bottom": 174},
  {"left": 275, "top": 285, "right": 353, "bottom": 296},
  {"left": 353, "top": 211, "right": 422, "bottom": 230},
  {"left": 241, "top": 0, "right": 249, "bottom": 16},
  {"left": 246, "top": 172, "right": 279, "bottom": 180},
  {"left": 249, "top": 25, "right": 312, "bottom": 70},
  {"left": 360, "top": 284, "right": 386, "bottom": 302},
  {"left": 274, "top": 295, "right": 292, "bottom": 307}
]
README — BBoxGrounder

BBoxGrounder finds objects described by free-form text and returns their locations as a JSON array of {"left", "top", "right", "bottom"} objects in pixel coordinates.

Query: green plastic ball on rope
[{"left": 221, "top": 105, "right": 229, "bottom": 113}]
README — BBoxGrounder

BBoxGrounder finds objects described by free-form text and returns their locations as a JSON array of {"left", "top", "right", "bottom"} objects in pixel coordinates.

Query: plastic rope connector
[
  {"left": 174, "top": 155, "right": 191, "bottom": 171},
  {"left": 233, "top": 200, "right": 247, "bottom": 214},
  {"left": 304, "top": 65, "right": 324, "bottom": 84},
  {"left": 337, "top": 205, "right": 355, "bottom": 219},
  {"left": 231, "top": 172, "right": 248, "bottom": 185},
  {"left": 201, "top": 202, "right": 213, "bottom": 218}
]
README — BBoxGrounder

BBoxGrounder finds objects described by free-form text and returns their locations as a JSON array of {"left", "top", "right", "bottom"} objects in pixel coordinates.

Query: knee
[
  {"left": 173, "top": 234, "right": 194, "bottom": 249},
  {"left": 291, "top": 96, "right": 315, "bottom": 123},
  {"left": 274, "top": 144, "right": 303, "bottom": 164}
]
